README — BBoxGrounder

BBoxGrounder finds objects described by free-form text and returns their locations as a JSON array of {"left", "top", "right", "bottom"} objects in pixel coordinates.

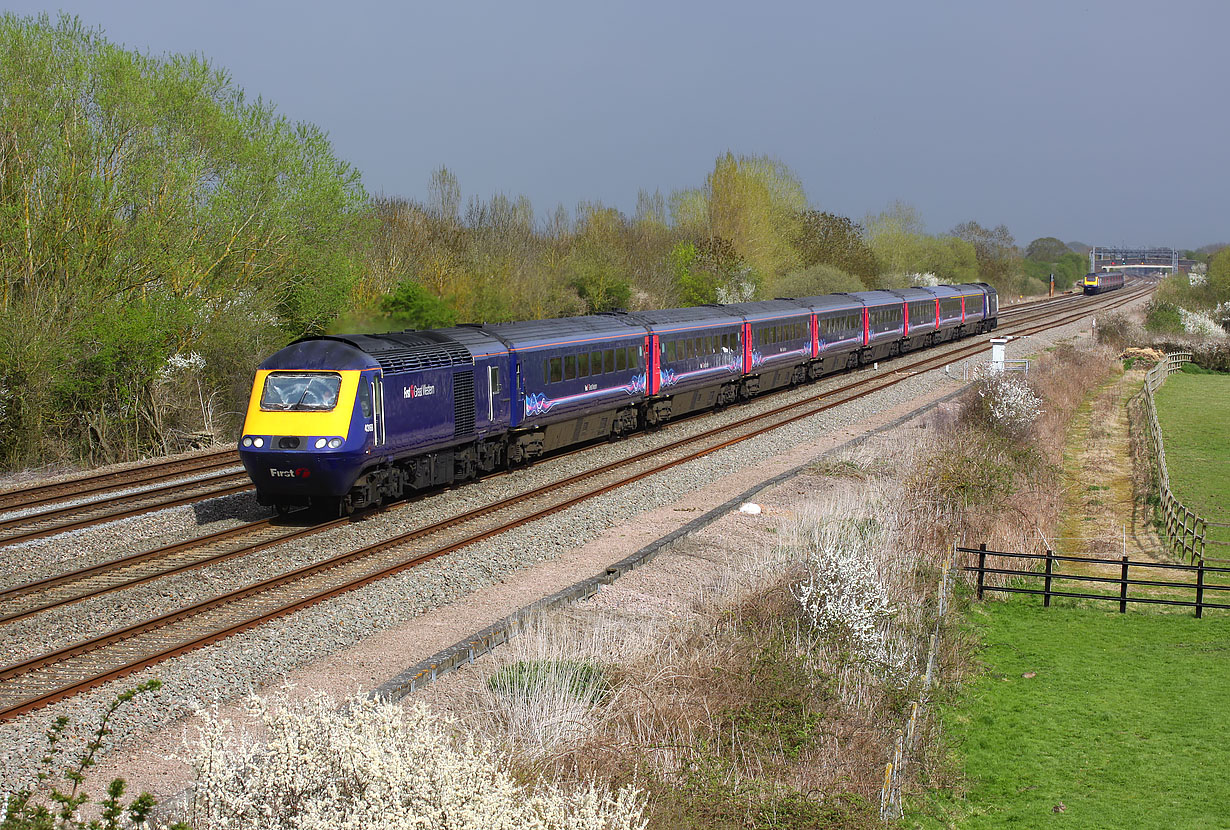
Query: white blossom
[
  {"left": 909, "top": 272, "right": 940, "bottom": 287},
  {"left": 157, "top": 352, "right": 206, "bottom": 382},
  {"left": 973, "top": 369, "right": 1043, "bottom": 434},
  {"left": 715, "top": 267, "right": 757, "bottom": 304},
  {"left": 791, "top": 515, "right": 899, "bottom": 674},
  {"left": 1178, "top": 307, "right": 1227, "bottom": 338},
  {"left": 180, "top": 693, "right": 647, "bottom": 830}
]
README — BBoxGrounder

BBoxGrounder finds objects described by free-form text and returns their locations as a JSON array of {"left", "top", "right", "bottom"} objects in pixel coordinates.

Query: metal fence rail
[{"left": 1135, "top": 351, "right": 1209, "bottom": 564}]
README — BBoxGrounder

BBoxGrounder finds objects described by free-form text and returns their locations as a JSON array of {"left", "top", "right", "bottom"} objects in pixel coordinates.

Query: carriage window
[
  {"left": 260, "top": 372, "right": 342, "bottom": 412},
  {"left": 564, "top": 355, "right": 576, "bottom": 380},
  {"left": 632, "top": 346, "right": 641, "bottom": 368},
  {"left": 667, "top": 340, "right": 676, "bottom": 362},
  {"left": 549, "top": 358, "right": 562, "bottom": 383},
  {"left": 578, "top": 352, "right": 589, "bottom": 377},
  {"left": 591, "top": 352, "right": 602, "bottom": 374},
  {"left": 358, "top": 381, "right": 373, "bottom": 418},
  {"left": 604, "top": 348, "right": 615, "bottom": 372},
  {"left": 616, "top": 347, "right": 627, "bottom": 371}
]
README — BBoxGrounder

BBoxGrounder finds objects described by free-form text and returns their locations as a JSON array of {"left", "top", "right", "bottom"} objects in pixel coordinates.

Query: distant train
[
  {"left": 238, "top": 284, "right": 998, "bottom": 514},
  {"left": 1083, "top": 271, "right": 1125, "bottom": 295}
]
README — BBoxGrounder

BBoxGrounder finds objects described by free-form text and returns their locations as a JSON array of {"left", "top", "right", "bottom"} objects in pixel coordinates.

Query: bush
[
  {"left": 1094, "top": 312, "right": 1144, "bottom": 351},
  {"left": 1145, "top": 301, "right": 1184, "bottom": 334},
  {"left": 181, "top": 693, "right": 646, "bottom": 830},
  {"left": 1, "top": 681, "right": 175, "bottom": 830},
  {"left": 378, "top": 278, "right": 459, "bottom": 329},
  {"left": 765, "top": 263, "right": 865, "bottom": 298},
  {"left": 963, "top": 370, "right": 1044, "bottom": 440}
]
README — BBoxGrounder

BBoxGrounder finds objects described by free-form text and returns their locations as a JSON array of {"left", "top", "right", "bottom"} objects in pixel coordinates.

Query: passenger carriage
[
  {"left": 851, "top": 290, "right": 906, "bottom": 362},
  {"left": 793, "top": 294, "right": 866, "bottom": 376},
  {"left": 613, "top": 306, "right": 743, "bottom": 426},
  {"left": 482, "top": 315, "right": 648, "bottom": 462},
  {"left": 952, "top": 283, "right": 989, "bottom": 333},
  {"left": 720, "top": 300, "right": 815, "bottom": 396},
  {"left": 887, "top": 288, "right": 940, "bottom": 352},
  {"left": 923, "top": 285, "right": 966, "bottom": 342}
]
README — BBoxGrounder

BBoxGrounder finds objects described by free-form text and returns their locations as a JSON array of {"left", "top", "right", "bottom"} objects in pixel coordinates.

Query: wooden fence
[
  {"left": 961, "top": 544, "right": 1230, "bottom": 618},
  {"left": 1135, "top": 351, "right": 1210, "bottom": 564}
]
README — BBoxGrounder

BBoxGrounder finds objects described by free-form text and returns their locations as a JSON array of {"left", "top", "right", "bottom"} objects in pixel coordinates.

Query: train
[
  {"left": 1082, "top": 271, "right": 1125, "bottom": 295},
  {"left": 239, "top": 283, "right": 998, "bottom": 514}
]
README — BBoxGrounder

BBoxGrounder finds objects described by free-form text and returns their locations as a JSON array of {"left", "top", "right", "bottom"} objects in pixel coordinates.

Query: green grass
[
  {"left": 1153, "top": 372, "right": 1230, "bottom": 548},
  {"left": 913, "top": 599, "right": 1230, "bottom": 828}
]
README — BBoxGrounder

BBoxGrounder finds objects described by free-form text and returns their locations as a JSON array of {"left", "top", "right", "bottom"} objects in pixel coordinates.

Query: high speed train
[{"left": 238, "top": 284, "right": 998, "bottom": 514}]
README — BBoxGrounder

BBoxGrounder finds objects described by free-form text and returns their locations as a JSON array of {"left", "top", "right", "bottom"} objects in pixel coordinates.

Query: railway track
[
  {"left": 0, "top": 291, "right": 1093, "bottom": 550},
  {"left": 0, "top": 288, "right": 1122, "bottom": 621},
  {"left": 0, "top": 470, "right": 251, "bottom": 548},
  {"left": 0, "top": 285, "right": 1148, "bottom": 721},
  {"left": 0, "top": 291, "right": 1078, "bottom": 520},
  {"left": 0, "top": 448, "right": 238, "bottom": 514}
]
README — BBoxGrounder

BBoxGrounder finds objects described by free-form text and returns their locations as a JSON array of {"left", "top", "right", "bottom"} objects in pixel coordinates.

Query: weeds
[{"left": 1, "top": 680, "right": 174, "bottom": 830}]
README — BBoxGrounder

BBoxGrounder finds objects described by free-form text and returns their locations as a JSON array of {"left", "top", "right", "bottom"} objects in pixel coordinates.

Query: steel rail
[
  {"left": 0, "top": 290, "right": 1101, "bottom": 549},
  {"left": 0, "top": 288, "right": 1120, "bottom": 620},
  {"left": 0, "top": 284, "right": 1148, "bottom": 720},
  {"left": 0, "top": 449, "right": 238, "bottom": 513}
]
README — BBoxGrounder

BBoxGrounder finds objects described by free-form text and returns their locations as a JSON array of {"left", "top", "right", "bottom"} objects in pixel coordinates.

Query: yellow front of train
[{"left": 237, "top": 338, "right": 380, "bottom": 508}]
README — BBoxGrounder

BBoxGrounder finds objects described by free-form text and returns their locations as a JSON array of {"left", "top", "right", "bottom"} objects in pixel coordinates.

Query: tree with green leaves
[
  {"left": 1024, "top": 236, "right": 1070, "bottom": 262},
  {"left": 793, "top": 210, "right": 879, "bottom": 280},
  {"left": 950, "top": 220, "right": 1022, "bottom": 289},
  {"left": 0, "top": 13, "right": 369, "bottom": 466}
]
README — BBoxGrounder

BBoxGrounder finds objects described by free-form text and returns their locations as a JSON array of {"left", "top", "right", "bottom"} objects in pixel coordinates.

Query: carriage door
[
  {"left": 646, "top": 335, "right": 660, "bottom": 395},
  {"left": 372, "top": 375, "right": 386, "bottom": 447},
  {"left": 488, "top": 363, "right": 510, "bottom": 426}
]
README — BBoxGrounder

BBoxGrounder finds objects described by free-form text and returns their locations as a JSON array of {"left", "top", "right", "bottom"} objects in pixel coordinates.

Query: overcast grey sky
[{"left": 6, "top": 0, "right": 1227, "bottom": 248}]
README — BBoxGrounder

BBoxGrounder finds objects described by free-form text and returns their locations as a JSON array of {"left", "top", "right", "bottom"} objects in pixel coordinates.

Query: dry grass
[{"left": 408, "top": 340, "right": 1123, "bottom": 828}]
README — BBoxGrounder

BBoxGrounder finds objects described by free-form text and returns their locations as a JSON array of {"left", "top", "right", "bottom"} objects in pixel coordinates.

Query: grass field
[
  {"left": 913, "top": 599, "right": 1230, "bottom": 828},
  {"left": 1153, "top": 370, "right": 1230, "bottom": 549}
]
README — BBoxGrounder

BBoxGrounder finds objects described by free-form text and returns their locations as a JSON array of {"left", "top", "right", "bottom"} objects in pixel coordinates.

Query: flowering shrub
[
  {"left": 791, "top": 515, "right": 898, "bottom": 675},
  {"left": 1178, "top": 307, "right": 1227, "bottom": 338},
  {"left": 181, "top": 693, "right": 646, "bottom": 830},
  {"left": 969, "top": 369, "right": 1044, "bottom": 437}
]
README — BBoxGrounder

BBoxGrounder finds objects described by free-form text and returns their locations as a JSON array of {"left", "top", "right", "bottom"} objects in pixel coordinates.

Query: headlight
[
  {"left": 327, "top": 438, "right": 343, "bottom": 449},
  {"left": 253, "top": 437, "right": 265, "bottom": 448},
  {"left": 241, "top": 437, "right": 253, "bottom": 448},
  {"left": 314, "top": 438, "right": 327, "bottom": 449}
]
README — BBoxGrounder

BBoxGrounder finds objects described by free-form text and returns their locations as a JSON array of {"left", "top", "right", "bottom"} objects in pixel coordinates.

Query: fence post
[
  {"left": 1119, "top": 555, "right": 1129, "bottom": 613},
  {"left": 1044, "top": 549, "right": 1053, "bottom": 608},
  {"left": 977, "top": 544, "right": 987, "bottom": 600},
  {"left": 1196, "top": 559, "right": 1205, "bottom": 620}
]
